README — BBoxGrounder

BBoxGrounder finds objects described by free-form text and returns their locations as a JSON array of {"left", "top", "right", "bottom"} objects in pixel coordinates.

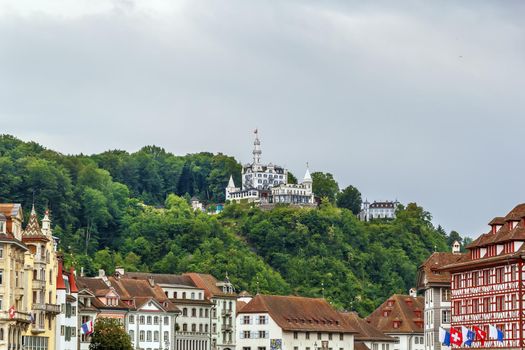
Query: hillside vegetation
[{"left": 0, "top": 134, "right": 461, "bottom": 315}]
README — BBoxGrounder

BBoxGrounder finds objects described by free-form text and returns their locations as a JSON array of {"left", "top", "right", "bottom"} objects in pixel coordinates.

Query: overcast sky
[{"left": 1, "top": 0, "right": 524, "bottom": 238}]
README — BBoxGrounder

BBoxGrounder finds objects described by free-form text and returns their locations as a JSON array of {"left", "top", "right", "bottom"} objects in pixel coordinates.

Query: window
[
  {"left": 259, "top": 331, "right": 266, "bottom": 339},
  {"left": 339, "top": 333, "right": 344, "bottom": 341},
  {"left": 146, "top": 331, "right": 152, "bottom": 342},
  {"left": 317, "top": 332, "right": 322, "bottom": 340},
  {"left": 0, "top": 270, "right": 3, "bottom": 285},
  {"left": 442, "top": 310, "right": 450, "bottom": 323},
  {"left": 441, "top": 288, "right": 451, "bottom": 302},
  {"left": 205, "top": 309, "right": 209, "bottom": 318},
  {"left": 191, "top": 324, "right": 196, "bottom": 332},
  {"left": 328, "top": 333, "right": 332, "bottom": 340},
  {"left": 129, "top": 315, "right": 134, "bottom": 324},
  {"left": 164, "top": 316, "right": 169, "bottom": 325},
  {"left": 294, "top": 332, "right": 298, "bottom": 339},
  {"left": 154, "top": 316, "right": 159, "bottom": 325},
  {"left": 129, "top": 330, "right": 134, "bottom": 340},
  {"left": 147, "top": 316, "right": 152, "bottom": 325},
  {"left": 182, "top": 292, "right": 186, "bottom": 299},
  {"left": 243, "top": 331, "right": 251, "bottom": 339},
  {"left": 192, "top": 308, "right": 197, "bottom": 317},
  {"left": 415, "top": 337, "right": 419, "bottom": 344},
  {"left": 164, "top": 331, "right": 169, "bottom": 341},
  {"left": 183, "top": 308, "right": 188, "bottom": 317},
  {"left": 140, "top": 316, "right": 145, "bottom": 324},
  {"left": 496, "top": 296, "right": 504, "bottom": 311},
  {"left": 243, "top": 347, "right": 251, "bottom": 350},
  {"left": 259, "top": 315, "right": 267, "bottom": 324},
  {"left": 191, "top": 292, "right": 195, "bottom": 299},
  {"left": 139, "top": 331, "right": 145, "bottom": 341},
  {"left": 199, "top": 308, "right": 203, "bottom": 317},
  {"left": 243, "top": 316, "right": 250, "bottom": 324},
  {"left": 183, "top": 324, "right": 187, "bottom": 332},
  {"left": 154, "top": 331, "right": 159, "bottom": 342},
  {"left": 258, "top": 347, "right": 266, "bottom": 350},
  {"left": 306, "top": 332, "right": 310, "bottom": 339},
  {"left": 496, "top": 268, "right": 504, "bottom": 283}
]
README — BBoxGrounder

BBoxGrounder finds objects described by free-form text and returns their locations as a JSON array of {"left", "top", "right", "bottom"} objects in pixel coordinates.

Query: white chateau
[
  {"left": 225, "top": 130, "right": 315, "bottom": 206},
  {"left": 359, "top": 200, "right": 399, "bottom": 221}
]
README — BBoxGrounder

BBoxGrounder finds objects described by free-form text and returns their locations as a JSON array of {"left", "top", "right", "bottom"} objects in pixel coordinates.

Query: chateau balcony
[
  {"left": 176, "top": 331, "right": 209, "bottom": 337},
  {"left": 220, "top": 324, "right": 233, "bottom": 331},
  {"left": 33, "top": 255, "right": 48, "bottom": 265},
  {"left": 32, "top": 303, "right": 61, "bottom": 314},
  {"left": 0, "top": 311, "right": 32, "bottom": 323},
  {"left": 32, "top": 279, "right": 45, "bottom": 290},
  {"left": 31, "top": 324, "right": 46, "bottom": 334}
]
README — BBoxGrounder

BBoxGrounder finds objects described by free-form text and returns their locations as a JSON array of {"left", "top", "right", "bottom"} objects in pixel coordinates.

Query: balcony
[
  {"left": 0, "top": 311, "right": 32, "bottom": 323},
  {"left": 32, "top": 279, "right": 45, "bottom": 290},
  {"left": 221, "top": 324, "right": 233, "bottom": 331},
  {"left": 33, "top": 255, "right": 47, "bottom": 265},
  {"left": 31, "top": 324, "right": 46, "bottom": 334},
  {"left": 32, "top": 303, "right": 61, "bottom": 314},
  {"left": 221, "top": 309, "right": 232, "bottom": 316}
]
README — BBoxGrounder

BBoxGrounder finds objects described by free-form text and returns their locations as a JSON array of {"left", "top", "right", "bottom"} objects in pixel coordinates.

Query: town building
[
  {"left": 416, "top": 244, "right": 463, "bottom": 350},
  {"left": 441, "top": 203, "right": 525, "bottom": 349},
  {"left": 340, "top": 312, "right": 396, "bottom": 350},
  {"left": 236, "top": 294, "right": 356, "bottom": 350},
  {"left": 225, "top": 130, "right": 314, "bottom": 206},
  {"left": 122, "top": 272, "right": 213, "bottom": 350},
  {"left": 366, "top": 294, "right": 424, "bottom": 350},
  {"left": 22, "top": 207, "right": 60, "bottom": 350},
  {"left": 0, "top": 204, "right": 32, "bottom": 350},
  {"left": 185, "top": 273, "right": 237, "bottom": 350},
  {"left": 55, "top": 260, "right": 79, "bottom": 350},
  {"left": 359, "top": 201, "right": 399, "bottom": 221}
]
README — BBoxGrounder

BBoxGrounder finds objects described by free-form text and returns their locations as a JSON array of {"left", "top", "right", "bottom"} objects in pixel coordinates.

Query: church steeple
[
  {"left": 227, "top": 175, "right": 236, "bottom": 189},
  {"left": 252, "top": 129, "right": 262, "bottom": 165}
]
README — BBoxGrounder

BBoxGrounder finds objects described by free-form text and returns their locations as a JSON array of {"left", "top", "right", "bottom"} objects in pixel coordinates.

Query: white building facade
[
  {"left": 55, "top": 262, "right": 79, "bottom": 350},
  {"left": 236, "top": 295, "right": 355, "bottom": 350},
  {"left": 359, "top": 201, "right": 399, "bottom": 221}
]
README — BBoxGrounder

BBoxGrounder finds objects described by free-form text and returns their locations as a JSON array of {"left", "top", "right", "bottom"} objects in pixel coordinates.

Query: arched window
[
  {"left": 192, "top": 308, "right": 197, "bottom": 317},
  {"left": 182, "top": 292, "right": 186, "bottom": 299},
  {"left": 183, "top": 324, "right": 188, "bottom": 332},
  {"left": 183, "top": 308, "right": 187, "bottom": 316},
  {"left": 154, "top": 316, "right": 159, "bottom": 325},
  {"left": 191, "top": 292, "right": 195, "bottom": 299}
]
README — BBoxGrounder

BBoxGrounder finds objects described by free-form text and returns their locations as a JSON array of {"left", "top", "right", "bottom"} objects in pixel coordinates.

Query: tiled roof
[
  {"left": 239, "top": 294, "right": 356, "bottom": 333},
  {"left": 341, "top": 312, "right": 395, "bottom": 342},
  {"left": 237, "top": 300, "right": 247, "bottom": 312},
  {"left": 417, "top": 252, "right": 464, "bottom": 289},
  {"left": 185, "top": 273, "right": 236, "bottom": 298},
  {"left": 354, "top": 344, "right": 371, "bottom": 350},
  {"left": 108, "top": 277, "right": 180, "bottom": 312},
  {"left": 366, "top": 294, "right": 424, "bottom": 335},
  {"left": 124, "top": 272, "right": 197, "bottom": 287}
]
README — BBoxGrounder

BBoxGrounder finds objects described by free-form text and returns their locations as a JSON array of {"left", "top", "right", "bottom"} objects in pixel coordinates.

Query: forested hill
[{"left": 0, "top": 134, "right": 464, "bottom": 315}]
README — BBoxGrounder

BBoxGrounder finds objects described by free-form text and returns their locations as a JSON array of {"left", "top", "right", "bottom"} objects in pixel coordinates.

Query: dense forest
[{"left": 0, "top": 134, "right": 466, "bottom": 315}]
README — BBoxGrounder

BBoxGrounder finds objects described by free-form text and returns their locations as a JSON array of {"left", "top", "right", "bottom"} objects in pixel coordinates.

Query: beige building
[{"left": 0, "top": 204, "right": 33, "bottom": 350}]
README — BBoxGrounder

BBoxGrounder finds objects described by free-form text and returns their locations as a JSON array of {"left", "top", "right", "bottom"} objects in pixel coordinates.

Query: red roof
[
  {"left": 366, "top": 294, "right": 424, "bottom": 334},
  {"left": 69, "top": 267, "right": 78, "bottom": 293},
  {"left": 239, "top": 294, "right": 356, "bottom": 333},
  {"left": 56, "top": 260, "right": 66, "bottom": 290}
]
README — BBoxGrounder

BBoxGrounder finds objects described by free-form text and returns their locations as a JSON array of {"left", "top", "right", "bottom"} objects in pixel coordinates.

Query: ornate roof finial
[{"left": 252, "top": 128, "right": 262, "bottom": 165}]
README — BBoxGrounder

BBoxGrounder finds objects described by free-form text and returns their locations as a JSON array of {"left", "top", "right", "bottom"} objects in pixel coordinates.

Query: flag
[
  {"left": 489, "top": 325, "right": 504, "bottom": 343},
  {"left": 473, "top": 326, "right": 487, "bottom": 346},
  {"left": 81, "top": 320, "right": 94, "bottom": 335},
  {"left": 462, "top": 326, "right": 475, "bottom": 346},
  {"left": 8, "top": 306, "right": 15, "bottom": 319},
  {"left": 450, "top": 327, "right": 463, "bottom": 347},
  {"left": 439, "top": 327, "right": 451, "bottom": 346}
]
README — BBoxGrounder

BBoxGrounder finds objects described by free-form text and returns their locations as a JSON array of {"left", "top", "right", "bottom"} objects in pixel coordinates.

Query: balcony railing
[
  {"left": 221, "top": 309, "right": 232, "bottom": 316},
  {"left": 221, "top": 324, "right": 233, "bottom": 331},
  {"left": 0, "top": 311, "right": 32, "bottom": 323},
  {"left": 176, "top": 331, "right": 209, "bottom": 337},
  {"left": 32, "top": 279, "right": 45, "bottom": 289},
  {"left": 33, "top": 303, "right": 61, "bottom": 314},
  {"left": 33, "top": 255, "right": 48, "bottom": 264},
  {"left": 31, "top": 324, "right": 46, "bottom": 334}
]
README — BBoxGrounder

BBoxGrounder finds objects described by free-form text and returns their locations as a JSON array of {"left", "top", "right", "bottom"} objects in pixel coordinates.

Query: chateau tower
[{"left": 252, "top": 129, "right": 262, "bottom": 165}]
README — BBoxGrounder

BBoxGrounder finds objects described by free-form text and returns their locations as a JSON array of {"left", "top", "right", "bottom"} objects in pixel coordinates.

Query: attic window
[
  {"left": 382, "top": 310, "right": 390, "bottom": 317},
  {"left": 393, "top": 320, "right": 401, "bottom": 329},
  {"left": 387, "top": 300, "right": 394, "bottom": 307}
]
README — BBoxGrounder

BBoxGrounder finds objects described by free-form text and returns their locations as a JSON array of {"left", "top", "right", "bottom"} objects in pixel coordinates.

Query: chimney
[
  {"left": 452, "top": 241, "right": 461, "bottom": 254},
  {"left": 80, "top": 266, "right": 85, "bottom": 277},
  {"left": 409, "top": 288, "right": 417, "bottom": 298},
  {"left": 115, "top": 267, "right": 125, "bottom": 277}
]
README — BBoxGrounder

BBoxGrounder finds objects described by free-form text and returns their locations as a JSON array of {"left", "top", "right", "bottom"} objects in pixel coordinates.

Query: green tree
[
  {"left": 89, "top": 318, "right": 132, "bottom": 350},
  {"left": 336, "top": 185, "right": 362, "bottom": 214},
  {"left": 311, "top": 172, "right": 339, "bottom": 203}
]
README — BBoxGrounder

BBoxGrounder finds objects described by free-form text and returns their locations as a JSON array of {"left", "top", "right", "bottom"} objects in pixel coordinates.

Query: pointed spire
[
  {"left": 227, "top": 175, "right": 236, "bottom": 189},
  {"left": 24, "top": 206, "right": 42, "bottom": 236},
  {"left": 303, "top": 162, "right": 312, "bottom": 182},
  {"left": 56, "top": 260, "right": 66, "bottom": 290},
  {"left": 42, "top": 208, "right": 51, "bottom": 233},
  {"left": 252, "top": 129, "right": 262, "bottom": 164},
  {"left": 69, "top": 266, "right": 79, "bottom": 293}
]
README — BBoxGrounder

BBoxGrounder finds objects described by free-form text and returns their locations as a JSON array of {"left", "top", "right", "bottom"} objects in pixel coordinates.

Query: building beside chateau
[
  {"left": 236, "top": 294, "right": 356, "bottom": 350},
  {"left": 359, "top": 201, "right": 399, "bottom": 221},
  {"left": 366, "top": 294, "right": 424, "bottom": 350},
  {"left": 441, "top": 203, "right": 525, "bottom": 349},
  {"left": 225, "top": 130, "right": 315, "bottom": 206},
  {"left": 416, "top": 244, "right": 464, "bottom": 350},
  {"left": 55, "top": 260, "right": 79, "bottom": 350}
]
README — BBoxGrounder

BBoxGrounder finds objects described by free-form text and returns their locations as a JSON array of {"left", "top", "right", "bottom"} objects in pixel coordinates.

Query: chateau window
[
  {"left": 146, "top": 331, "right": 152, "bottom": 342},
  {"left": 182, "top": 292, "right": 186, "bottom": 299},
  {"left": 147, "top": 316, "right": 152, "bottom": 325},
  {"left": 154, "top": 331, "right": 159, "bottom": 342},
  {"left": 199, "top": 308, "right": 203, "bottom": 318},
  {"left": 139, "top": 331, "right": 145, "bottom": 341},
  {"left": 140, "top": 316, "right": 145, "bottom": 324},
  {"left": 164, "top": 316, "right": 169, "bottom": 325},
  {"left": 154, "top": 316, "right": 159, "bottom": 325},
  {"left": 191, "top": 292, "right": 195, "bottom": 299}
]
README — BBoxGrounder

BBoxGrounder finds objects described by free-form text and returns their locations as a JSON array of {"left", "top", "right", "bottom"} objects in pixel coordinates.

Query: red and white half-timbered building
[{"left": 442, "top": 203, "right": 525, "bottom": 349}]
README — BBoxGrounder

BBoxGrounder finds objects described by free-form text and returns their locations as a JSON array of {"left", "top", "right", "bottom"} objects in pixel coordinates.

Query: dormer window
[
  {"left": 387, "top": 299, "right": 394, "bottom": 307},
  {"left": 393, "top": 320, "right": 401, "bottom": 329}
]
